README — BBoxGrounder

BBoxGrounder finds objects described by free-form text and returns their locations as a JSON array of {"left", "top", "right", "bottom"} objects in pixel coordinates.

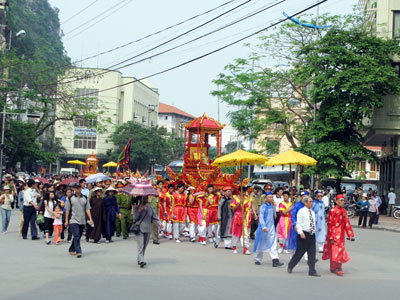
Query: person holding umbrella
[
  {"left": 123, "top": 180, "right": 162, "bottom": 268},
  {"left": 133, "top": 195, "right": 161, "bottom": 268}
]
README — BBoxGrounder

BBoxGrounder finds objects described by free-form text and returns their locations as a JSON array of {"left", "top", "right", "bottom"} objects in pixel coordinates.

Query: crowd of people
[{"left": 0, "top": 173, "right": 358, "bottom": 275}]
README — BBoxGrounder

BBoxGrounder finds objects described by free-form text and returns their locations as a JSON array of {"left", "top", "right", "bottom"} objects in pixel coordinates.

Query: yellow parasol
[
  {"left": 212, "top": 149, "right": 268, "bottom": 167},
  {"left": 67, "top": 160, "right": 86, "bottom": 166},
  {"left": 264, "top": 149, "right": 317, "bottom": 199},
  {"left": 102, "top": 161, "right": 118, "bottom": 168},
  {"left": 212, "top": 149, "right": 268, "bottom": 244},
  {"left": 264, "top": 149, "right": 317, "bottom": 167}
]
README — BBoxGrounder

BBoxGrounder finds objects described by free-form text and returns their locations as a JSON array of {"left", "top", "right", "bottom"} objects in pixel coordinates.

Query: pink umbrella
[
  {"left": 34, "top": 177, "right": 49, "bottom": 184},
  {"left": 58, "top": 178, "right": 79, "bottom": 186},
  {"left": 122, "top": 180, "right": 158, "bottom": 196}
]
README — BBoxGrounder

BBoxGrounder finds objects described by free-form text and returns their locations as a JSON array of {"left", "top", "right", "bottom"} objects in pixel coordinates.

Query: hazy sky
[{"left": 49, "top": 0, "right": 359, "bottom": 124}]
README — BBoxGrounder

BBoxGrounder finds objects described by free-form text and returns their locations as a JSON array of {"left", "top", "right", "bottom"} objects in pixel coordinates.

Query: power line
[
  {"left": 59, "top": 0, "right": 255, "bottom": 84},
  {"left": 63, "top": 0, "right": 129, "bottom": 36},
  {"left": 64, "top": 0, "right": 134, "bottom": 42},
  {"left": 97, "top": 0, "right": 254, "bottom": 73},
  {"left": 74, "top": 0, "right": 328, "bottom": 98},
  {"left": 4, "top": 0, "right": 237, "bottom": 77},
  {"left": 61, "top": 0, "right": 99, "bottom": 25},
  {"left": 67, "top": 0, "right": 286, "bottom": 82},
  {"left": 72, "top": 0, "right": 236, "bottom": 65}
]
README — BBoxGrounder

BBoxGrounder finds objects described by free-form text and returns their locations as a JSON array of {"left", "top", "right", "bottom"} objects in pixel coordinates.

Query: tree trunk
[{"left": 335, "top": 178, "right": 341, "bottom": 194}]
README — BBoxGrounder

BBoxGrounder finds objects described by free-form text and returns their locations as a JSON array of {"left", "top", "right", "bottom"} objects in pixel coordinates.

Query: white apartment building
[
  {"left": 55, "top": 68, "right": 159, "bottom": 161},
  {"left": 158, "top": 102, "right": 194, "bottom": 138}
]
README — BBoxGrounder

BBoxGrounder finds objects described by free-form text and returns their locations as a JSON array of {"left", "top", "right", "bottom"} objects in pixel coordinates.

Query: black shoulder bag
[{"left": 130, "top": 207, "right": 148, "bottom": 235}]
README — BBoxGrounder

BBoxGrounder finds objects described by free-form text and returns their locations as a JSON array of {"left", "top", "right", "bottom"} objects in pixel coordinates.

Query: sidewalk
[{"left": 349, "top": 215, "right": 400, "bottom": 233}]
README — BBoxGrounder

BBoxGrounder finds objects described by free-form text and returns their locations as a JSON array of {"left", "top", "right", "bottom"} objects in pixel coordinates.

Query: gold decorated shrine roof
[{"left": 183, "top": 113, "right": 225, "bottom": 130}]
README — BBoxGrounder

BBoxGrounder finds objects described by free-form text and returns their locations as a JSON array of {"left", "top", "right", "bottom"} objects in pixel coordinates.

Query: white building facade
[
  {"left": 158, "top": 102, "right": 194, "bottom": 138},
  {"left": 55, "top": 68, "right": 159, "bottom": 160}
]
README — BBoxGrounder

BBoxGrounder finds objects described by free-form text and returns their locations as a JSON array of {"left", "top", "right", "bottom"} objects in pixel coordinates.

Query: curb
[
  {"left": 369, "top": 226, "right": 400, "bottom": 233},
  {"left": 350, "top": 221, "right": 400, "bottom": 233}
]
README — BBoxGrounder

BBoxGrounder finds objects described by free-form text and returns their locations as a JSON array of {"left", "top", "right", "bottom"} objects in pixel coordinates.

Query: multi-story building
[
  {"left": 359, "top": 0, "right": 400, "bottom": 200},
  {"left": 55, "top": 68, "right": 159, "bottom": 165},
  {"left": 158, "top": 102, "right": 194, "bottom": 137},
  {"left": 253, "top": 97, "right": 308, "bottom": 181}
]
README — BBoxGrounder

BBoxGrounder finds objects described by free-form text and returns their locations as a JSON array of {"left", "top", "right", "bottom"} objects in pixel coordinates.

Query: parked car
[
  {"left": 341, "top": 183, "right": 356, "bottom": 196},
  {"left": 273, "top": 181, "right": 289, "bottom": 189},
  {"left": 250, "top": 179, "right": 273, "bottom": 190},
  {"left": 362, "top": 183, "right": 378, "bottom": 193},
  {"left": 60, "top": 168, "right": 78, "bottom": 176}
]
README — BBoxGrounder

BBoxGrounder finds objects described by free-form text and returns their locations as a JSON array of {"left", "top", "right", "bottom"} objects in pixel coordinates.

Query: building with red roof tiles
[{"left": 158, "top": 102, "right": 195, "bottom": 137}]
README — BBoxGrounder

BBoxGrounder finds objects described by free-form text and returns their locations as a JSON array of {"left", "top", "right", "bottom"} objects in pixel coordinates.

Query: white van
[{"left": 60, "top": 168, "right": 78, "bottom": 176}]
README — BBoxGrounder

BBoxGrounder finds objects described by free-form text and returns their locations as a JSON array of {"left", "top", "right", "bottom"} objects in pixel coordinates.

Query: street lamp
[
  {"left": 147, "top": 104, "right": 157, "bottom": 127},
  {"left": 8, "top": 29, "right": 26, "bottom": 50}
]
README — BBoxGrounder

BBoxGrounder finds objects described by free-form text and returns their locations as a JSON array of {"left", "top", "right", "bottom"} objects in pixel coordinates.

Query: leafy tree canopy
[
  {"left": 297, "top": 27, "right": 400, "bottom": 184},
  {"left": 212, "top": 14, "right": 353, "bottom": 150},
  {"left": 107, "top": 122, "right": 184, "bottom": 171},
  {"left": 8, "top": 0, "right": 70, "bottom": 71}
]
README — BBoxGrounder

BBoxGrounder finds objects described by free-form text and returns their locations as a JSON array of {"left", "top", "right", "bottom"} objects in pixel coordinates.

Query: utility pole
[
  {"left": 0, "top": 2, "right": 8, "bottom": 183},
  {"left": 248, "top": 128, "right": 253, "bottom": 179},
  {"left": 310, "top": 1, "right": 320, "bottom": 191},
  {"left": 217, "top": 84, "right": 220, "bottom": 122},
  {"left": 147, "top": 104, "right": 157, "bottom": 127}
]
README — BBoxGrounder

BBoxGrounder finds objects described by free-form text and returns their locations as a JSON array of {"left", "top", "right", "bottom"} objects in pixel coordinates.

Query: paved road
[{"left": 1, "top": 210, "right": 399, "bottom": 300}]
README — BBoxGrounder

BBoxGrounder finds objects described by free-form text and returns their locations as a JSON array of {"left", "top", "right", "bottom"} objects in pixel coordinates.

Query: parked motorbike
[
  {"left": 345, "top": 201, "right": 360, "bottom": 218},
  {"left": 393, "top": 206, "right": 400, "bottom": 220}
]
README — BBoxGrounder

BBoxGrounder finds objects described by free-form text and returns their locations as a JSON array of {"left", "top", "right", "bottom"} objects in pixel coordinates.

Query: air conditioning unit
[{"left": 133, "top": 112, "right": 138, "bottom": 119}]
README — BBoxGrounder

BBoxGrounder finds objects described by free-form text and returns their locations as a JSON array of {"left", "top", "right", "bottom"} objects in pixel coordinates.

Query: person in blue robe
[
  {"left": 285, "top": 191, "right": 307, "bottom": 251},
  {"left": 253, "top": 192, "right": 284, "bottom": 267},
  {"left": 103, "top": 187, "right": 121, "bottom": 243},
  {"left": 312, "top": 190, "right": 327, "bottom": 252}
]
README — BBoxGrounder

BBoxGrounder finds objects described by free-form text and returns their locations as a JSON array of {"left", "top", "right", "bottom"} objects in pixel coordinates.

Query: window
[
  {"left": 74, "top": 136, "right": 96, "bottom": 149},
  {"left": 164, "top": 116, "right": 168, "bottom": 120},
  {"left": 74, "top": 116, "right": 97, "bottom": 128},
  {"left": 74, "top": 116, "right": 97, "bottom": 149},
  {"left": 359, "top": 161, "right": 366, "bottom": 170},
  {"left": 370, "top": 162, "right": 379, "bottom": 172},
  {"left": 394, "top": 11, "right": 400, "bottom": 39},
  {"left": 75, "top": 88, "right": 99, "bottom": 109}
]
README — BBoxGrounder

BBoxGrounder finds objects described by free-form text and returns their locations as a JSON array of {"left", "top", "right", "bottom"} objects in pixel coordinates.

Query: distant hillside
[{"left": 8, "top": 0, "right": 70, "bottom": 71}]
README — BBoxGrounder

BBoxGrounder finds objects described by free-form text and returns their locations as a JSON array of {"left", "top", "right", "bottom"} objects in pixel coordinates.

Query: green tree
[
  {"left": 4, "top": 120, "right": 58, "bottom": 171},
  {"left": 40, "top": 136, "right": 66, "bottom": 172},
  {"left": 212, "top": 15, "right": 345, "bottom": 149},
  {"left": 297, "top": 28, "right": 400, "bottom": 190},
  {"left": 107, "top": 122, "right": 184, "bottom": 171},
  {"left": 224, "top": 140, "right": 244, "bottom": 154},
  {"left": 8, "top": 0, "right": 70, "bottom": 72}
]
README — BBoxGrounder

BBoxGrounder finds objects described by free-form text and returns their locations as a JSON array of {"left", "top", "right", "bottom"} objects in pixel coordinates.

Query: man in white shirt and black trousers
[{"left": 287, "top": 196, "right": 320, "bottom": 277}]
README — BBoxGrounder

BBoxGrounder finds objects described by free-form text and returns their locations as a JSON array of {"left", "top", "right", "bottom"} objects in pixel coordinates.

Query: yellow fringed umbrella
[
  {"left": 67, "top": 160, "right": 86, "bottom": 166},
  {"left": 264, "top": 149, "right": 317, "bottom": 199},
  {"left": 264, "top": 149, "right": 317, "bottom": 167},
  {"left": 212, "top": 149, "right": 268, "bottom": 245},
  {"left": 211, "top": 149, "right": 268, "bottom": 167},
  {"left": 102, "top": 161, "right": 118, "bottom": 168}
]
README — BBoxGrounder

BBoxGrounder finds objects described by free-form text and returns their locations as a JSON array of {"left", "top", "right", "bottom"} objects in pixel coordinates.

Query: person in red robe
[
  {"left": 171, "top": 183, "right": 187, "bottom": 243},
  {"left": 322, "top": 194, "right": 355, "bottom": 276}
]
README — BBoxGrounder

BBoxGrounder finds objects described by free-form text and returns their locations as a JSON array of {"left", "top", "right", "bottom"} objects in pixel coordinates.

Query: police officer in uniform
[{"left": 115, "top": 181, "right": 133, "bottom": 239}]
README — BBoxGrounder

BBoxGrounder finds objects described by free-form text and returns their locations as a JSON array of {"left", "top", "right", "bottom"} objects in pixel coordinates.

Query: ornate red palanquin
[{"left": 165, "top": 114, "right": 247, "bottom": 191}]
